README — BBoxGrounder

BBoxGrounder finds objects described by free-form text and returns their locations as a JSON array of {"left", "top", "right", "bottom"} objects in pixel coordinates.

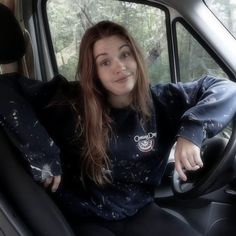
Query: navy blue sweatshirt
[
  {"left": 0, "top": 73, "right": 236, "bottom": 220},
  {"left": 0, "top": 73, "right": 61, "bottom": 181}
]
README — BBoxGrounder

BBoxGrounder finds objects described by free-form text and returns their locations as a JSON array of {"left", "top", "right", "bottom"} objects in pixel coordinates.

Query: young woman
[
  {"left": 26, "top": 21, "right": 236, "bottom": 236},
  {"left": 0, "top": 4, "right": 235, "bottom": 235},
  {"left": 10, "top": 20, "right": 236, "bottom": 235}
]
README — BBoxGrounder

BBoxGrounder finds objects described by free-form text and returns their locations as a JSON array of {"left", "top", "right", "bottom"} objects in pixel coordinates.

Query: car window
[
  {"left": 46, "top": 0, "right": 231, "bottom": 85},
  {"left": 175, "top": 19, "right": 231, "bottom": 139},
  {"left": 46, "top": 0, "right": 170, "bottom": 84},
  {"left": 176, "top": 22, "right": 228, "bottom": 82},
  {"left": 204, "top": 0, "right": 236, "bottom": 38}
]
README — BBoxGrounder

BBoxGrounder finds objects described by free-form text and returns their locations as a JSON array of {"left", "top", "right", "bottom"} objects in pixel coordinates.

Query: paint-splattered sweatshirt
[
  {"left": 0, "top": 73, "right": 61, "bottom": 181},
  {"left": 1, "top": 73, "right": 236, "bottom": 220}
]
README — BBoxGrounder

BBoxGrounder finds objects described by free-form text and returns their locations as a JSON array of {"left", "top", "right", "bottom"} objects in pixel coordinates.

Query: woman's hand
[
  {"left": 174, "top": 137, "right": 203, "bottom": 181},
  {"left": 43, "top": 175, "right": 61, "bottom": 192}
]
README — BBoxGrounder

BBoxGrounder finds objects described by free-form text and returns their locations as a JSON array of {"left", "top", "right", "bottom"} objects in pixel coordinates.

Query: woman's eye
[
  {"left": 121, "top": 51, "right": 131, "bottom": 58},
  {"left": 99, "top": 60, "right": 111, "bottom": 67}
]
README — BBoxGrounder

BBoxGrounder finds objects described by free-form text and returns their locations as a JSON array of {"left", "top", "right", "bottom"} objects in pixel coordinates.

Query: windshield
[{"left": 205, "top": 0, "right": 236, "bottom": 38}]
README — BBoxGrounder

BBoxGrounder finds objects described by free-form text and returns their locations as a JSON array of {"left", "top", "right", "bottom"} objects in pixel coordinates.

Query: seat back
[
  {"left": 0, "top": 3, "right": 75, "bottom": 235},
  {"left": 0, "top": 2, "right": 34, "bottom": 77},
  {"left": 0, "top": 126, "right": 75, "bottom": 236},
  {"left": 0, "top": 3, "right": 25, "bottom": 65}
]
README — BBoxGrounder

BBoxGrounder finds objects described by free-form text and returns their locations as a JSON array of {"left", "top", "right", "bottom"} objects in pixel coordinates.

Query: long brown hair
[{"left": 75, "top": 21, "right": 152, "bottom": 185}]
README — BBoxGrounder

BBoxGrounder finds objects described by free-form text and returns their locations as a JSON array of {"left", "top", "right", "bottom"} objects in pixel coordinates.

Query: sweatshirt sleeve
[
  {"left": 152, "top": 75, "right": 236, "bottom": 147},
  {"left": 17, "top": 74, "right": 69, "bottom": 109},
  {"left": 0, "top": 76, "right": 62, "bottom": 182}
]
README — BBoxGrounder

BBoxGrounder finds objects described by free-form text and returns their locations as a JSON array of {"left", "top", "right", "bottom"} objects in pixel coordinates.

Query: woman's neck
[{"left": 108, "top": 94, "right": 131, "bottom": 108}]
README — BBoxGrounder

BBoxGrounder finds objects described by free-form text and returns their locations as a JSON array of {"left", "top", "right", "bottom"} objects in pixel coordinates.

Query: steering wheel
[{"left": 172, "top": 114, "right": 236, "bottom": 199}]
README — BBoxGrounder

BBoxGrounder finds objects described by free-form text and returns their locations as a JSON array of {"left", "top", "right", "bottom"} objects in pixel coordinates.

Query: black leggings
[{"left": 70, "top": 203, "right": 201, "bottom": 236}]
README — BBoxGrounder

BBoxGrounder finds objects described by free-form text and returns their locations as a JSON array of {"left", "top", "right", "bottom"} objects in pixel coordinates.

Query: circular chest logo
[{"left": 134, "top": 132, "right": 156, "bottom": 152}]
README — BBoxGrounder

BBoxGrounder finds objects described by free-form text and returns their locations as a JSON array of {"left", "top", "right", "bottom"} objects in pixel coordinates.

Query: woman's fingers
[
  {"left": 193, "top": 152, "right": 204, "bottom": 168},
  {"left": 185, "top": 155, "right": 196, "bottom": 167},
  {"left": 175, "top": 157, "right": 201, "bottom": 181},
  {"left": 43, "top": 175, "right": 61, "bottom": 192},
  {"left": 175, "top": 159, "right": 187, "bottom": 181},
  {"left": 43, "top": 176, "right": 53, "bottom": 188},
  {"left": 51, "top": 175, "right": 61, "bottom": 192},
  {"left": 175, "top": 137, "right": 203, "bottom": 181}
]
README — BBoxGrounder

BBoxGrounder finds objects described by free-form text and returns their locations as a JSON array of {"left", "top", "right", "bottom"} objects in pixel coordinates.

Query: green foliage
[
  {"left": 176, "top": 23, "right": 227, "bottom": 82},
  {"left": 47, "top": 0, "right": 233, "bottom": 83},
  {"left": 149, "top": 57, "right": 171, "bottom": 84},
  {"left": 47, "top": 0, "right": 170, "bottom": 82},
  {"left": 59, "top": 56, "right": 78, "bottom": 81}
]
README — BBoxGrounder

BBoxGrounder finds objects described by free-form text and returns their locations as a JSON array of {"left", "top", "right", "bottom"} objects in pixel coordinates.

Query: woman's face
[{"left": 93, "top": 35, "right": 137, "bottom": 108}]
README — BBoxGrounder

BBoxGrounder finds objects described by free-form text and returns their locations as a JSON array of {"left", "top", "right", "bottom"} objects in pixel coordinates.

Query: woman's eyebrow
[
  {"left": 95, "top": 43, "right": 130, "bottom": 61},
  {"left": 95, "top": 53, "right": 108, "bottom": 61},
  {"left": 119, "top": 44, "right": 130, "bottom": 50}
]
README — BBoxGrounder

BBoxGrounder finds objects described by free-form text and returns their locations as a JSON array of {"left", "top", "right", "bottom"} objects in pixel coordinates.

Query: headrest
[{"left": 0, "top": 3, "right": 26, "bottom": 64}]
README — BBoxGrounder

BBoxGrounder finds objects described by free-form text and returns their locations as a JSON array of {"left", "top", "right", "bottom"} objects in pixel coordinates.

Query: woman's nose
[{"left": 113, "top": 59, "right": 126, "bottom": 74}]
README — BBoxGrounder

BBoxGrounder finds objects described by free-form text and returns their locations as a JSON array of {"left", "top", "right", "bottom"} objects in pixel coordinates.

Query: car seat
[{"left": 0, "top": 3, "right": 75, "bottom": 235}]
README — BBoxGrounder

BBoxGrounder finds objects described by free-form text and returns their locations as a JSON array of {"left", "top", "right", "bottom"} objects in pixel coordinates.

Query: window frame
[
  {"left": 203, "top": 0, "right": 236, "bottom": 40},
  {"left": 40, "top": 0, "right": 236, "bottom": 83},
  {"left": 172, "top": 17, "right": 234, "bottom": 82},
  {"left": 43, "top": 0, "right": 178, "bottom": 82}
]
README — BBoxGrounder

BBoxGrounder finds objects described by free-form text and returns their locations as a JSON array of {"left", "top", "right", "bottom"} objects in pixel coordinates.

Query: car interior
[{"left": 0, "top": 0, "right": 236, "bottom": 235}]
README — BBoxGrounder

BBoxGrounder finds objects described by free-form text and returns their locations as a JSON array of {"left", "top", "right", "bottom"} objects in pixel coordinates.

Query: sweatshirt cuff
[
  {"left": 29, "top": 155, "right": 62, "bottom": 181},
  {"left": 177, "top": 121, "right": 206, "bottom": 147}
]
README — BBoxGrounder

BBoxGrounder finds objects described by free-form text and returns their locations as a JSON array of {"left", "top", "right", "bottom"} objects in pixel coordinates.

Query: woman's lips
[
  {"left": 115, "top": 76, "right": 129, "bottom": 83},
  {"left": 115, "top": 72, "right": 132, "bottom": 83}
]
